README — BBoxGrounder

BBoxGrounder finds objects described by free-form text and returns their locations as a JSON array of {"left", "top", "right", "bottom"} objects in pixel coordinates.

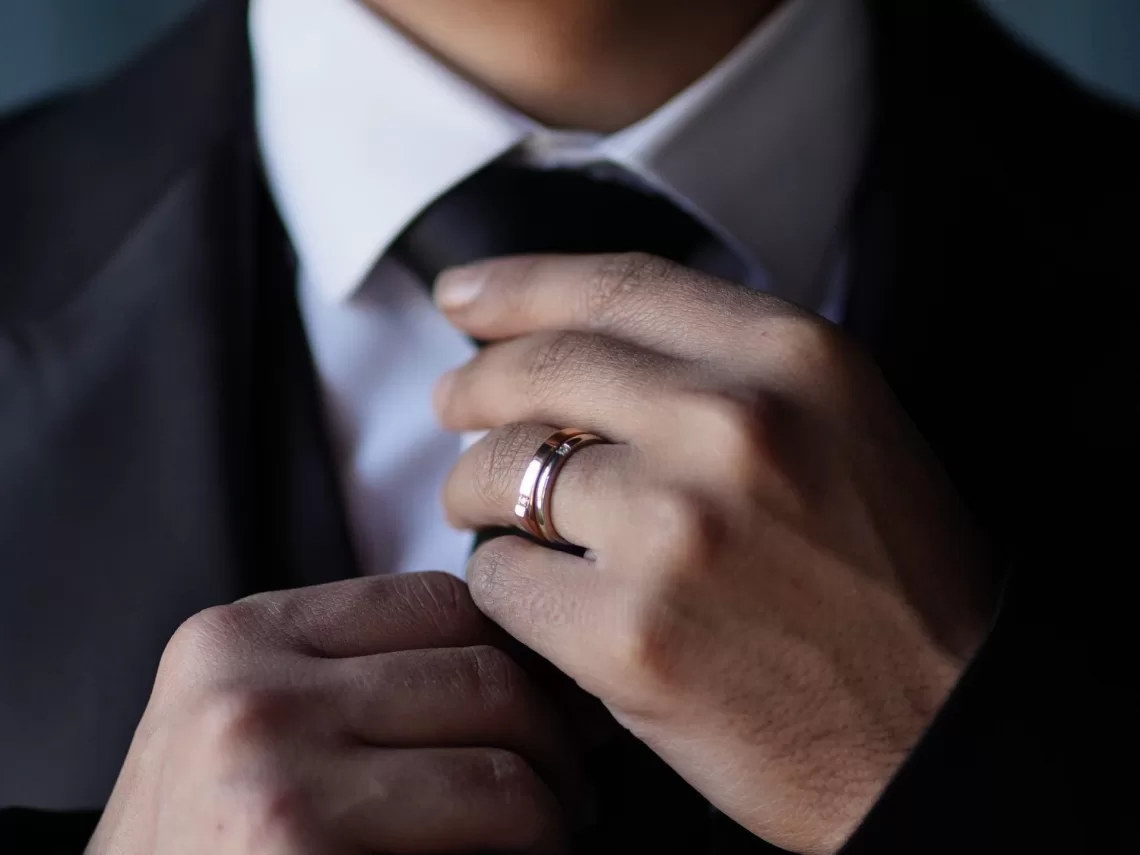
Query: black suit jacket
[{"left": 1, "top": 1, "right": 1136, "bottom": 851}]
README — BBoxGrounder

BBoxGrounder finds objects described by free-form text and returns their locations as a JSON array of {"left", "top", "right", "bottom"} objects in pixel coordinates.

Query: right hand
[{"left": 86, "top": 572, "right": 580, "bottom": 855}]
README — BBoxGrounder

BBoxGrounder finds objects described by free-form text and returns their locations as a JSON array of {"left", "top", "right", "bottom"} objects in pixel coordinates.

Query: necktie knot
[{"left": 392, "top": 159, "right": 745, "bottom": 287}]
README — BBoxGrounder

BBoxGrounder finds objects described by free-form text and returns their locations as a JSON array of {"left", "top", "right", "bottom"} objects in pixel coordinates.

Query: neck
[{"left": 365, "top": 0, "right": 782, "bottom": 132}]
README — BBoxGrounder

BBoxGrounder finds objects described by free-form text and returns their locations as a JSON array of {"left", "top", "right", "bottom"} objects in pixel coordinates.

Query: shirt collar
[{"left": 251, "top": 0, "right": 872, "bottom": 306}]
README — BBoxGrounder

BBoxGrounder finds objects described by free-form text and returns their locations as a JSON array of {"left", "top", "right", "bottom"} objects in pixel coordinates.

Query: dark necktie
[
  {"left": 392, "top": 158, "right": 746, "bottom": 287},
  {"left": 390, "top": 160, "right": 750, "bottom": 855}
]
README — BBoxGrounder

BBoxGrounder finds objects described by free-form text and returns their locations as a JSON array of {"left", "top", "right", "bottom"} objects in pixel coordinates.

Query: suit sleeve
[
  {"left": 839, "top": 540, "right": 1128, "bottom": 854},
  {"left": 0, "top": 809, "right": 102, "bottom": 854}
]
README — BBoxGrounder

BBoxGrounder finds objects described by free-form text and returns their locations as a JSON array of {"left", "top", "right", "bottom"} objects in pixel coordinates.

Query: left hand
[{"left": 432, "top": 253, "right": 994, "bottom": 855}]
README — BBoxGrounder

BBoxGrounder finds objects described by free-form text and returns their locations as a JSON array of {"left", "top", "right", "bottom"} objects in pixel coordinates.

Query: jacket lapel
[
  {"left": 848, "top": 0, "right": 1139, "bottom": 559},
  {"left": 0, "top": 0, "right": 357, "bottom": 810}
]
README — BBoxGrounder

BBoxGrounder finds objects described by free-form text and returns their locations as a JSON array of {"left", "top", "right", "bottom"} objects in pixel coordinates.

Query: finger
[
  {"left": 434, "top": 329, "right": 690, "bottom": 434},
  {"left": 334, "top": 747, "right": 571, "bottom": 854},
  {"left": 465, "top": 536, "right": 642, "bottom": 707},
  {"left": 443, "top": 423, "right": 638, "bottom": 551},
  {"left": 330, "top": 645, "right": 585, "bottom": 813},
  {"left": 232, "top": 572, "right": 496, "bottom": 658},
  {"left": 434, "top": 252, "right": 803, "bottom": 359}
]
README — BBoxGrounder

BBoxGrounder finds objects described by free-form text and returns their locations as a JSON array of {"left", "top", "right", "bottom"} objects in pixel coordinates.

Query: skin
[
  {"left": 87, "top": 574, "right": 583, "bottom": 854},
  {"left": 432, "top": 254, "right": 994, "bottom": 854},
  {"left": 365, "top": 0, "right": 782, "bottom": 131}
]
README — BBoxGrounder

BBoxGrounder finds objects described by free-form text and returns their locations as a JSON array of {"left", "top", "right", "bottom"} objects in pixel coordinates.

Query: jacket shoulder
[{"left": 0, "top": 0, "right": 253, "bottom": 324}]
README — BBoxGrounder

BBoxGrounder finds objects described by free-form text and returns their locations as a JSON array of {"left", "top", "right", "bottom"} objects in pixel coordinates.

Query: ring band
[{"left": 514, "top": 428, "right": 607, "bottom": 546}]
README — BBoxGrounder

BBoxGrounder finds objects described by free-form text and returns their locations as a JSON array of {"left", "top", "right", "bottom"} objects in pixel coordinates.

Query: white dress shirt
[{"left": 249, "top": 0, "right": 872, "bottom": 579}]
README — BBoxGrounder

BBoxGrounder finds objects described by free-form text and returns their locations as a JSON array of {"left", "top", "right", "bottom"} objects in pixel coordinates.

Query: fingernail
[
  {"left": 433, "top": 369, "right": 456, "bottom": 417},
  {"left": 435, "top": 267, "right": 484, "bottom": 310}
]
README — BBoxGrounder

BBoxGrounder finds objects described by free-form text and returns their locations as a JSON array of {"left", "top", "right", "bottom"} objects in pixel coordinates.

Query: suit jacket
[{"left": 1, "top": 0, "right": 1136, "bottom": 851}]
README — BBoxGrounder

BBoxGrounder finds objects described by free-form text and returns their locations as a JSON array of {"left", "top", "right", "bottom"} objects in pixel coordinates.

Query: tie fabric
[
  {"left": 389, "top": 160, "right": 756, "bottom": 854},
  {"left": 392, "top": 158, "right": 746, "bottom": 288}
]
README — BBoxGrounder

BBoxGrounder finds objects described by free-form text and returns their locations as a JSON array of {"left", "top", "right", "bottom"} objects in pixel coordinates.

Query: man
[{"left": 0, "top": 0, "right": 1135, "bottom": 851}]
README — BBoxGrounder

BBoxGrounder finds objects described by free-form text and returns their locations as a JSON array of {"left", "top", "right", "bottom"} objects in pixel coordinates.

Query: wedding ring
[{"left": 514, "top": 428, "right": 607, "bottom": 546}]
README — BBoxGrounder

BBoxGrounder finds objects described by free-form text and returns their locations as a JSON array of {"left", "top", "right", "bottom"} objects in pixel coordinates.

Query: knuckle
[
  {"left": 613, "top": 488, "right": 733, "bottom": 692},
  {"left": 467, "top": 538, "right": 527, "bottom": 611},
  {"left": 455, "top": 747, "right": 541, "bottom": 795},
  {"left": 480, "top": 425, "right": 539, "bottom": 505},
  {"left": 167, "top": 607, "right": 229, "bottom": 657},
  {"left": 482, "top": 749, "right": 546, "bottom": 819},
  {"left": 608, "top": 596, "right": 686, "bottom": 701},
  {"left": 461, "top": 645, "right": 524, "bottom": 713},
  {"left": 403, "top": 571, "right": 481, "bottom": 633},
  {"left": 498, "top": 256, "right": 544, "bottom": 314},
  {"left": 162, "top": 604, "right": 252, "bottom": 676},
  {"left": 415, "top": 568, "right": 470, "bottom": 608},
  {"left": 197, "top": 685, "right": 294, "bottom": 752},
  {"left": 774, "top": 315, "right": 844, "bottom": 374},
  {"left": 640, "top": 488, "right": 724, "bottom": 575},
  {"left": 232, "top": 781, "right": 313, "bottom": 850},
  {"left": 687, "top": 390, "right": 776, "bottom": 486},
  {"left": 525, "top": 330, "right": 589, "bottom": 395},
  {"left": 444, "top": 749, "right": 551, "bottom": 847},
  {"left": 586, "top": 252, "right": 671, "bottom": 326}
]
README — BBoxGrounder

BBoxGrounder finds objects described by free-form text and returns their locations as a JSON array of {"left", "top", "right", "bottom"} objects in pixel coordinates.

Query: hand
[
  {"left": 432, "top": 253, "right": 995, "bottom": 855},
  {"left": 87, "top": 573, "right": 579, "bottom": 855}
]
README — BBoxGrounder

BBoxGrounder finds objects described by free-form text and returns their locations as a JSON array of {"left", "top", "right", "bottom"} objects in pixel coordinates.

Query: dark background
[{"left": 1, "top": 0, "right": 1139, "bottom": 115}]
